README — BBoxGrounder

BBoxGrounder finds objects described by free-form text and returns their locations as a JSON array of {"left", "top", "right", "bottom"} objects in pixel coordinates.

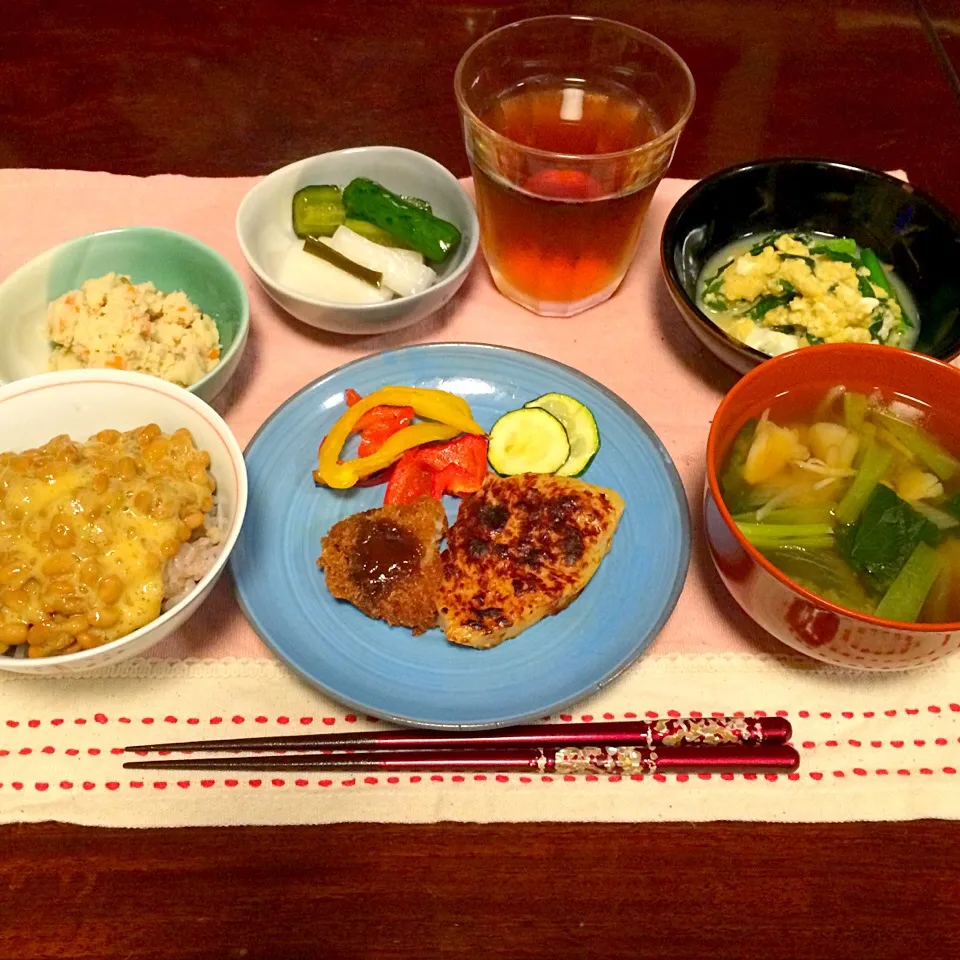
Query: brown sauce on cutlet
[{"left": 350, "top": 517, "right": 422, "bottom": 599}]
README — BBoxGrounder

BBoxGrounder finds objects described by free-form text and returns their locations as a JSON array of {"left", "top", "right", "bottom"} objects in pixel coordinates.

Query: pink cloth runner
[
  {"left": 5, "top": 170, "right": 960, "bottom": 828},
  {"left": 0, "top": 170, "right": 798, "bottom": 662}
]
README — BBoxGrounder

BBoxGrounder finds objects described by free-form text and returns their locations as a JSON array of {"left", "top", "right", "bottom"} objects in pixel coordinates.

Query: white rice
[{"left": 161, "top": 498, "right": 224, "bottom": 611}]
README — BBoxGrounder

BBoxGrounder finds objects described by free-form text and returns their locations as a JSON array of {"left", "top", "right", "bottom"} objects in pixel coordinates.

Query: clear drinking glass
[{"left": 455, "top": 16, "right": 695, "bottom": 317}]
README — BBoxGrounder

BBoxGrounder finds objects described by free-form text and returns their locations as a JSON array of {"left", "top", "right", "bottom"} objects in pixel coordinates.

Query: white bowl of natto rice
[{"left": 0, "top": 369, "right": 247, "bottom": 675}]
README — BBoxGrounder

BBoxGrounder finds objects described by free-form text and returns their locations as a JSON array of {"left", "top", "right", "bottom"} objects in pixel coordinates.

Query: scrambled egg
[
  {"left": 699, "top": 234, "right": 911, "bottom": 356},
  {"left": 48, "top": 273, "right": 221, "bottom": 388}
]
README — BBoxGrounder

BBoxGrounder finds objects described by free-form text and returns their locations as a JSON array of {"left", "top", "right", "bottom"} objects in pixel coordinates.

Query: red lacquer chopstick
[
  {"left": 123, "top": 743, "right": 800, "bottom": 775},
  {"left": 124, "top": 716, "right": 791, "bottom": 754}
]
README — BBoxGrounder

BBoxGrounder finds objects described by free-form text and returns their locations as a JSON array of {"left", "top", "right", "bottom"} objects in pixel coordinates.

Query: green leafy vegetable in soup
[
  {"left": 697, "top": 233, "right": 919, "bottom": 357},
  {"left": 720, "top": 387, "right": 960, "bottom": 623}
]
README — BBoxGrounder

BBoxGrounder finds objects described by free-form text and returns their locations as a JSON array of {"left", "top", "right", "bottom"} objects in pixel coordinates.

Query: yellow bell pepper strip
[
  {"left": 379, "top": 386, "right": 479, "bottom": 428},
  {"left": 316, "top": 386, "right": 485, "bottom": 489}
]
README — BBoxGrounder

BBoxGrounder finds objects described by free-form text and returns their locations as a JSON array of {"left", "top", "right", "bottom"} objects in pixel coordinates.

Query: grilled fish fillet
[
  {"left": 318, "top": 497, "right": 448, "bottom": 635},
  {"left": 439, "top": 474, "right": 625, "bottom": 648}
]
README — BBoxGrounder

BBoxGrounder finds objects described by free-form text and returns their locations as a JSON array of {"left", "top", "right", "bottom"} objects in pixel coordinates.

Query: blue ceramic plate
[{"left": 231, "top": 344, "right": 690, "bottom": 729}]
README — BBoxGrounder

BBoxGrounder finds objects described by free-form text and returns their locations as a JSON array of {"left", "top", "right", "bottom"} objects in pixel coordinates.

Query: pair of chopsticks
[{"left": 123, "top": 716, "right": 799, "bottom": 776}]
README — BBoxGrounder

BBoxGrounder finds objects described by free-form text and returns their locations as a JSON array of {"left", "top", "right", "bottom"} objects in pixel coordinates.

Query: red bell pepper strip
[
  {"left": 383, "top": 449, "right": 436, "bottom": 505},
  {"left": 382, "top": 435, "right": 489, "bottom": 504},
  {"left": 356, "top": 405, "right": 415, "bottom": 456},
  {"left": 415, "top": 434, "right": 489, "bottom": 495},
  {"left": 354, "top": 404, "right": 414, "bottom": 433},
  {"left": 342, "top": 389, "right": 416, "bottom": 457},
  {"left": 430, "top": 463, "right": 475, "bottom": 499},
  {"left": 333, "top": 393, "right": 489, "bottom": 503}
]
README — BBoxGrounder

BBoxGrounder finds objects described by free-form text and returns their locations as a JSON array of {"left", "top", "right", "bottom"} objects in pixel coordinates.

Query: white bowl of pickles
[{"left": 236, "top": 146, "right": 479, "bottom": 335}]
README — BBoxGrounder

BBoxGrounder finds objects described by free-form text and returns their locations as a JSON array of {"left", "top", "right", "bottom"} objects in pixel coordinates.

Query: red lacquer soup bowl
[{"left": 705, "top": 343, "right": 960, "bottom": 670}]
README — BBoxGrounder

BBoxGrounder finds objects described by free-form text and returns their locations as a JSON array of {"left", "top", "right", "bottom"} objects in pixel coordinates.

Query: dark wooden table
[{"left": 2, "top": 2, "right": 960, "bottom": 958}]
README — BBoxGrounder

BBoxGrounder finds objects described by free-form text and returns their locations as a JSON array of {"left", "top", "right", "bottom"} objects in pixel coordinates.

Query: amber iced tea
[
  {"left": 473, "top": 78, "right": 664, "bottom": 307},
  {"left": 455, "top": 17, "right": 695, "bottom": 317}
]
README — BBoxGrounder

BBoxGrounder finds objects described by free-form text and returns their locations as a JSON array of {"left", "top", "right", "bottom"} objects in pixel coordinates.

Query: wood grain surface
[
  {"left": 920, "top": 0, "right": 960, "bottom": 105},
  {"left": 2, "top": 0, "right": 960, "bottom": 213},
  {"left": 2, "top": 820, "right": 959, "bottom": 960},
  {"left": 2, "top": 2, "right": 960, "bottom": 958}
]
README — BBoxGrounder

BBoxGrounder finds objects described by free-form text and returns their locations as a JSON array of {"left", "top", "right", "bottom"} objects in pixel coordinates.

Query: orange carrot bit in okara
[
  {"left": 105, "top": 355, "right": 126, "bottom": 369},
  {"left": 208, "top": 348, "right": 220, "bottom": 360}
]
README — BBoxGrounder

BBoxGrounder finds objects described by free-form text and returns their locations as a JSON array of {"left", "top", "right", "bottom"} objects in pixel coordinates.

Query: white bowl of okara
[{"left": 0, "top": 369, "right": 248, "bottom": 675}]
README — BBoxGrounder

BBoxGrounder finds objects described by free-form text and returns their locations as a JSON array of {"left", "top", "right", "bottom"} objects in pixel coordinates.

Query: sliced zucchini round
[
  {"left": 524, "top": 392, "right": 600, "bottom": 477},
  {"left": 488, "top": 408, "right": 570, "bottom": 476}
]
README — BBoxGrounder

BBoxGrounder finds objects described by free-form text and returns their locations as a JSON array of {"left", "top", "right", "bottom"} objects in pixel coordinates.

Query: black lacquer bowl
[{"left": 661, "top": 158, "right": 960, "bottom": 374}]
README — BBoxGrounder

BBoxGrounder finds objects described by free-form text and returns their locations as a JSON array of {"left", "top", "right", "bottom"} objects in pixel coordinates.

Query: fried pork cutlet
[
  {"left": 317, "top": 497, "right": 448, "bottom": 635},
  {"left": 439, "top": 474, "right": 625, "bottom": 649}
]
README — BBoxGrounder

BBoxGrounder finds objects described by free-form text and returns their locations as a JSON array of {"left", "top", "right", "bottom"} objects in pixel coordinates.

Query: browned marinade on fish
[{"left": 439, "top": 474, "right": 624, "bottom": 648}]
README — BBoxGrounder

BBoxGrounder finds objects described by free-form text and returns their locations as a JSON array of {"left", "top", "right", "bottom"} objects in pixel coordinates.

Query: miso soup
[{"left": 720, "top": 385, "right": 960, "bottom": 623}]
